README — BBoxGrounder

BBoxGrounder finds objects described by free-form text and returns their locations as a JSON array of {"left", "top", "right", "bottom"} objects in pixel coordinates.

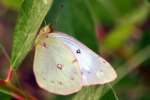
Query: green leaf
[
  {"left": 0, "top": 85, "right": 13, "bottom": 99},
  {"left": 103, "top": 5, "right": 149, "bottom": 51},
  {"left": 46, "top": 0, "right": 99, "bottom": 52},
  {"left": 0, "top": 0, "right": 23, "bottom": 10},
  {"left": 11, "top": 0, "right": 53, "bottom": 70},
  {"left": 0, "top": 92, "right": 11, "bottom": 100},
  {"left": 72, "top": 86, "right": 104, "bottom": 100}
]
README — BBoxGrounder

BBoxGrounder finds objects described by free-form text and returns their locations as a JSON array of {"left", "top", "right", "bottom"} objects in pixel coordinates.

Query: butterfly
[{"left": 33, "top": 25, "right": 117, "bottom": 95}]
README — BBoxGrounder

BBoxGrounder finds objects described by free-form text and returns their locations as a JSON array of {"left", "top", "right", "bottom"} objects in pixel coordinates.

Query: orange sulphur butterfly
[{"left": 33, "top": 25, "right": 117, "bottom": 95}]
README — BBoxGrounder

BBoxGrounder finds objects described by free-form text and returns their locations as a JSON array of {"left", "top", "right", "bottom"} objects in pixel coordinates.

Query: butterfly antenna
[
  {"left": 44, "top": 19, "right": 47, "bottom": 26},
  {"left": 0, "top": 42, "right": 14, "bottom": 82},
  {"left": 52, "top": 2, "right": 64, "bottom": 29},
  {"left": 108, "top": 84, "right": 119, "bottom": 100}
]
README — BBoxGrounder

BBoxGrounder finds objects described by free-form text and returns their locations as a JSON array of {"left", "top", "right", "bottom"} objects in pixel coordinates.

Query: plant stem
[
  {"left": 0, "top": 81, "right": 37, "bottom": 100},
  {"left": 5, "top": 66, "right": 13, "bottom": 82},
  {"left": 0, "top": 65, "right": 37, "bottom": 100}
]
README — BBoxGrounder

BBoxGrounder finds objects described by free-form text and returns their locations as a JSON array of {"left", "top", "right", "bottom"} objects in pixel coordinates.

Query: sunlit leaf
[{"left": 11, "top": 0, "right": 53, "bottom": 70}]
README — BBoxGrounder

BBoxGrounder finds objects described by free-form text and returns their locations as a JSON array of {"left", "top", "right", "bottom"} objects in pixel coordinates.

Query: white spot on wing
[
  {"left": 82, "top": 66, "right": 90, "bottom": 71},
  {"left": 96, "top": 71, "right": 104, "bottom": 78},
  {"left": 82, "top": 75, "right": 88, "bottom": 84}
]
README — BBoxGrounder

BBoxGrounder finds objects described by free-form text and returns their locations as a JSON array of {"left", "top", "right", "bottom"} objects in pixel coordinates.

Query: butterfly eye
[{"left": 76, "top": 49, "right": 81, "bottom": 54}]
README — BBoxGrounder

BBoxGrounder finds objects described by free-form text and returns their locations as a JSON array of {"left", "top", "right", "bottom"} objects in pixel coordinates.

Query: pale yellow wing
[{"left": 34, "top": 35, "right": 82, "bottom": 95}]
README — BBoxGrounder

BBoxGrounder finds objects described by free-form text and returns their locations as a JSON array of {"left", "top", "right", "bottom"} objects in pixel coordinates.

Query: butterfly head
[
  {"left": 39, "top": 25, "right": 53, "bottom": 34},
  {"left": 35, "top": 25, "right": 54, "bottom": 46}
]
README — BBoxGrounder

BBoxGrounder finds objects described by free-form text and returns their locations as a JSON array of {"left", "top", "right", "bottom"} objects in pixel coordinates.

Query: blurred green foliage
[
  {"left": 0, "top": 0, "right": 23, "bottom": 10},
  {"left": 0, "top": 93, "right": 11, "bottom": 100}
]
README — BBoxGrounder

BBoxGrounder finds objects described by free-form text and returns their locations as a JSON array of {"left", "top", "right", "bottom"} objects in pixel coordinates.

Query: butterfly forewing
[
  {"left": 34, "top": 36, "right": 82, "bottom": 95},
  {"left": 49, "top": 32, "right": 117, "bottom": 86}
]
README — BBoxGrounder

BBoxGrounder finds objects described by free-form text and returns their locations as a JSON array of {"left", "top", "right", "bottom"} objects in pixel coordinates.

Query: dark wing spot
[
  {"left": 70, "top": 77, "right": 74, "bottom": 80},
  {"left": 58, "top": 81, "right": 63, "bottom": 85},
  {"left": 72, "top": 59, "right": 77, "bottom": 63},
  {"left": 46, "top": 35, "right": 49, "bottom": 38},
  {"left": 42, "top": 42, "right": 47, "bottom": 48},
  {"left": 73, "top": 71, "right": 77, "bottom": 74},
  {"left": 87, "top": 71, "right": 91, "bottom": 74},
  {"left": 102, "top": 60, "right": 106, "bottom": 63},
  {"left": 42, "top": 77, "right": 46, "bottom": 80},
  {"left": 76, "top": 49, "right": 81, "bottom": 54},
  {"left": 56, "top": 64, "right": 64, "bottom": 70},
  {"left": 51, "top": 81, "right": 54, "bottom": 83}
]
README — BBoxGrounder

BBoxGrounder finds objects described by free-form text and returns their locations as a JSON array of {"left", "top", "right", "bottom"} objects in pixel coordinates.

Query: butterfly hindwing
[
  {"left": 34, "top": 36, "right": 82, "bottom": 95},
  {"left": 50, "top": 33, "right": 117, "bottom": 86}
]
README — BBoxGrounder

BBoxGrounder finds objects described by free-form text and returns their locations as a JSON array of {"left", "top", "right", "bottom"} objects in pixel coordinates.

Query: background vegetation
[{"left": 0, "top": 0, "right": 150, "bottom": 100}]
